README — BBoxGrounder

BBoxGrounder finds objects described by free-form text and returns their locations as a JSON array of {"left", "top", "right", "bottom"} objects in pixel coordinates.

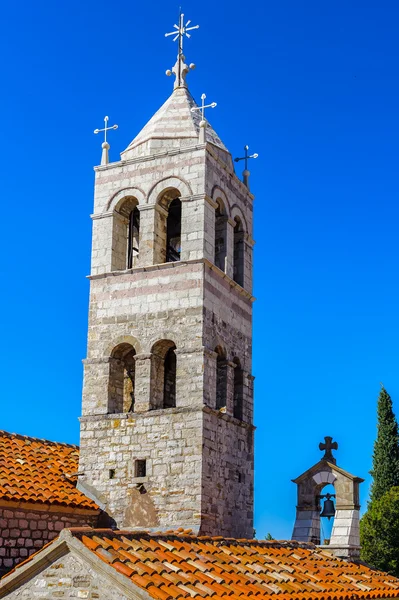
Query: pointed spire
[{"left": 165, "top": 11, "right": 199, "bottom": 89}]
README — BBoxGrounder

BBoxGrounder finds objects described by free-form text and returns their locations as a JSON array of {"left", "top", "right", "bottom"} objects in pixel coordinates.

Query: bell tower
[{"left": 78, "top": 22, "right": 255, "bottom": 538}]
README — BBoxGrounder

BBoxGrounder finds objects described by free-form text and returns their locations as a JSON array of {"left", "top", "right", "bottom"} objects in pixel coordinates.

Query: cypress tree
[{"left": 370, "top": 386, "right": 399, "bottom": 503}]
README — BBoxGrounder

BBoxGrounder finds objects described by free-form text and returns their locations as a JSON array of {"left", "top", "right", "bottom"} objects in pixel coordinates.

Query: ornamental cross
[
  {"left": 319, "top": 436, "right": 338, "bottom": 464},
  {"left": 191, "top": 93, "right": 217, "bottom": 122},
  {"left": 93, "top": 116, "right": 118, "bottom": 166},
  {"left": 234, "top": 145, "right": 259, "bottom": 171},
  {"left": 165, "top": 11, "right": 199, "bottom": 56},
  {"left": 94, "top": 116, "right": 118, "bottom": 144},
  {"left": 165, "top": 12, "right": 199, "bottom": 89}
]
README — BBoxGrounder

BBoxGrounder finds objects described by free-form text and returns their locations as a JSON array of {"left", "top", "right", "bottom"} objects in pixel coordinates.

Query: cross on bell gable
[{"left": 319, "top": 436, "right": 338, "bottom": 464}]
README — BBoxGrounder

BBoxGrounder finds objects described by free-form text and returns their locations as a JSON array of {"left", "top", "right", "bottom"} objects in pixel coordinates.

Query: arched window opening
[
  {"left": 233, "top": 217, "right": 245, "bottom": 287},
  {"left": 108, "top": 343, "right": 136, "bottom": 414},
  {"left": 127, "top": 206, "right": 140, "bottom": 269},
  {"left": 233, "top": 358, "right": 244, "bottom": 421},
  {"left": 113, "top": 197, "right": 140, "bottom": 271},
  {"left": 215, "top": 346, "right": 227, "bottom": 410},
  {"left": 318, "top": 483, "right": 336, "bottom": 545},
  {"left": 163, "top": 346, "right": 177, "bottom": 408},
  {"left": 151, "top": 340, "right": 177, "bottom": 409},
  {"left": 166, "top": 199, "right": 182, "bottom": 262},
  {"left": 215, "top": 200, "right": 227, "bottom": 272}
]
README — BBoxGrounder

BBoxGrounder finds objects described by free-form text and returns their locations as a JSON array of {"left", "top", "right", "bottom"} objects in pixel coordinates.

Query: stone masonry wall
[
  {"left": 200, "top": 266, "right": 254, "bottom": 538},
  {"left": 0, "top": 505, "right": 97, "bottom": 576},
  {"left": 4, "top": 551, "right": 129, "bottom": 600},
  {"left": 79, "top": 408, "right": 203, "bottom": 531},
  {"left": 201, "top": 410, "right": 254, "bottom": 539}
]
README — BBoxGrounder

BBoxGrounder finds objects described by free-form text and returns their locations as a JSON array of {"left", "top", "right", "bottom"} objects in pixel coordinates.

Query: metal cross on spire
[
  {"left": 234, "top": 145, "right": 258, "bottom": 189},
  {"left": 191, "top": 93, "right": 217, "bottom": 121},
  {"left": 165, "top": 11, "right": 199, "bottom": 56},
  {"left": 319, "top": 436, "right": 338, "bottom": 464},
  {"left": 94, "top": 116, "right": 118, "bottom": 165},
  {"left": 165, "top": 11, "right": 199, "bottom": 89},
  {"left": 191, "top": 93, "right": 217, "bottom": 143}
]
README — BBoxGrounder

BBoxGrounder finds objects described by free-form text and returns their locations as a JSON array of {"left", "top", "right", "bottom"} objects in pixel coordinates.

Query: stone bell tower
[
  {"left": 78, "top": 27, "right": 255, "bottom": 538},
  {"left": 292, "top": 437, "right": 364, "bottom": 560}
]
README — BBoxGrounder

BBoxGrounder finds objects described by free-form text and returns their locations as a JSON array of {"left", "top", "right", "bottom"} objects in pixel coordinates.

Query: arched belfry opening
[
  {"left": 215, "top": 346, "right": 227, "bottom": 410},
  {"left": 318, "top": 483, "right": 336, "bottom": 545},
  {"left": 128, "top": 206, "right": 140, "bottom": 268},
  {"left": 233, "top": 216, "right": 245, "bottom": 287},
  {"left": 292, "top": 437, "right": 364, "bottom": 560},
  {"left": 166, "top": 199, "right": 182, "bottom": 262},
  {"left": 233, "top": 357, "right": 244, "bottom": 421},
  {"left": 108, "top": 343, "right": 137, "bottom": 414},
  {"left": 151, "top": 340, "right": 177, "bottom": 409},
  {"left": 215, "top": 199, "right": 227, "bottom": 272},
  {"left": 155, "top": 189, "right": 182, "bottom": 264},
  {"left": 113, "top": 197, "right": 140, "bottom": 270}
]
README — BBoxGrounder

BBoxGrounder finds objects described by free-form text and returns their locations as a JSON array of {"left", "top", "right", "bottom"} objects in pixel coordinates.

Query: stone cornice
[
  {"left": 87, "top": 257, "right": 256, "bottom": 303},
  {"left": 202, "top": 405, "right": 256, "bottom": 430},
  {"left": 94, "top": 143, "right": 206, "bottom": 172}
]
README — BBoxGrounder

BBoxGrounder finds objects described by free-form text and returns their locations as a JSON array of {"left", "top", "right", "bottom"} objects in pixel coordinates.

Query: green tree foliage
[
  {"left": 370, "top": 387, "right": 399, "bottom": 503},
  {"left": 360, "top": 487, "right": 399, "bottom": 575}
]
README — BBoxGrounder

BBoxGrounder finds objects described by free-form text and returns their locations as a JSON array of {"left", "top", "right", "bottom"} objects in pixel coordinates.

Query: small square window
[
  {"left": 135, "top": 459, "right": 146, "bottom": 478},
  {"left": 109, "top": 469, "right": 115, "bottom": 479}
]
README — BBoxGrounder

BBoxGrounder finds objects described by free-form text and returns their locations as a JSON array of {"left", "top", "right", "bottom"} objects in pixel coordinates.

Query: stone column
[
  {"left": 292, "top": 509, "right": 321, "bottom": 543},
  {"left": 175, "top": 348, "right": 206, "bottom": 409},
  {"left": 243, "top": 373, "right": 255, "bottom": 424},
  {"left": 135, "top": 205, "right": 155, "bottom": 267},
  {"left": 204, "top": 196, "right": 218, "bottom": 264},
  {"left": 203, "top": 349, "right": 218, "bottom": 409},
  {"left": 225, "top": 361, "right": 236, "bottom": 417},
  {"left": 81, "top": 358, "right": 111, "bottom": 416},
  {"left": 243, "top": 235, "right": 254, "bottom": 293},
  {"left": 133, "top": 353, "right": 152, "bottom": 413},
  {"left": 225, "top": 218, "right": 235, "bottom": 280},
  {"left": 91, "top": 214, "right": 114, "bottom": 276},
  {"left": 180, "top": 196, "right": 205, "bottom": 262},
  {"left": 330, "top": 509, "right": 360, "bottom": 556},
  {"left": 111, "top": 212, "right": 128, "bottom": 271}
]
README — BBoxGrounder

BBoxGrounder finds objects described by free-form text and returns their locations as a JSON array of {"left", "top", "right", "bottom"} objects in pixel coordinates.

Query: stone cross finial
[
  {"left": 166, "top": 55, "right": 195, "bottom": 90},
  {"left": 165, "top": 12, "right": 199, "bottom": 89},
  {"left": 319, "top": 436, "right": 338, "bottom": 464},
  {"left": 94, "top": 116, "right": 118, "bottom": 165}
]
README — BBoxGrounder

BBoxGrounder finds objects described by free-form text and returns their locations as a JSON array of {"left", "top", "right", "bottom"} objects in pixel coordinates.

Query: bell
[{"left": 320, "top": 494, "right": 336, "bottom": 520}]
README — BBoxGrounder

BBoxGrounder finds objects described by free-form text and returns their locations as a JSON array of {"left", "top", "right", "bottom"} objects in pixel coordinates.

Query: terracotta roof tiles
[
  {"left": 0, "top": 430, "right": 98, "bottom": 510},
  {"left": 68, "top": 529, "right": 399, "bottom": 600}
]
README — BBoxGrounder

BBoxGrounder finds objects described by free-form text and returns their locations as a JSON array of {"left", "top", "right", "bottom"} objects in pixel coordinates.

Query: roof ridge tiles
[{"left": 0, "top": 429, "right": 79, "bottom": 448}]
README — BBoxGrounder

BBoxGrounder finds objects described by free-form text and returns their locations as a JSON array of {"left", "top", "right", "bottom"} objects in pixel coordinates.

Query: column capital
[
  {"left": 204, "top": 195, "right": 218, "bottom": 209},
  {"left": 138, "top": 203, "right": 168, "bottom": 217},
  {"left": 134, "top": 352, "right": 152, "bottom": 361}
]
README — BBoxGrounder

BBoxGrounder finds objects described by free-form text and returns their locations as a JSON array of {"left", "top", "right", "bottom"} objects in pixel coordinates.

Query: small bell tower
[
  {"left": 78, "top": 14, "right": 255, "bottom": 538},
  {"left": 292, "top": 437, "right": 364, "bottom": 560}
]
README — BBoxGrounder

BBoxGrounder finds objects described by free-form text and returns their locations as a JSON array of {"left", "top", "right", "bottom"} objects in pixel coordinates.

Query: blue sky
[{"left": 1, "top": 0, "right": 399, "bottom": 540}]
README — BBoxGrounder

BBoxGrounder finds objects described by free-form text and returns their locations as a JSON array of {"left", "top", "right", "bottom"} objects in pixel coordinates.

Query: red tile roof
[
  {"left": 0, "top": 431, "right": 98, "bottom": 510},
  {"left": 68, "top": 529, "right": 399, "bottom": 600}
]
